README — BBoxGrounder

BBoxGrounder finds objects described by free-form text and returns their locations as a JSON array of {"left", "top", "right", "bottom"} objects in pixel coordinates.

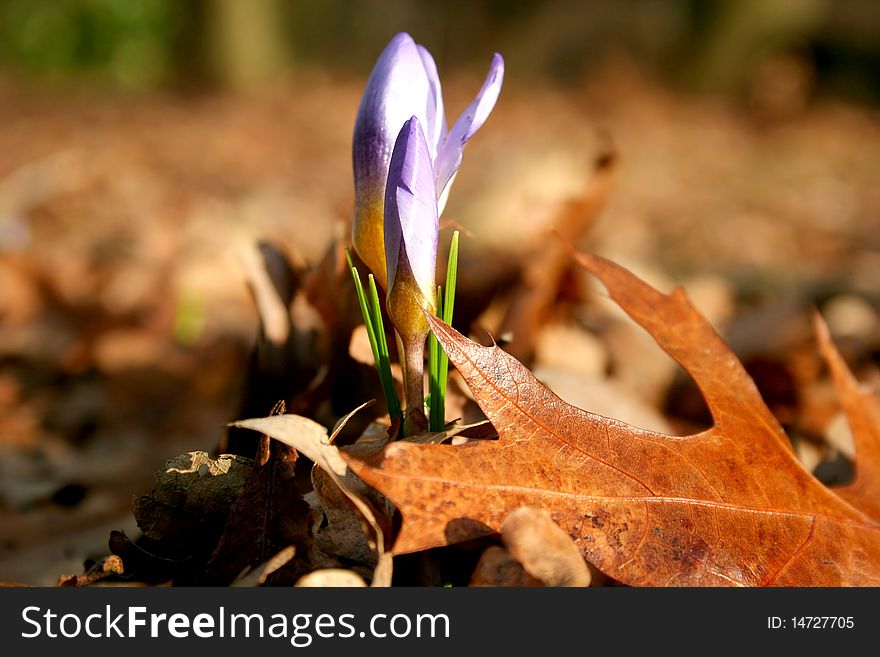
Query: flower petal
[
  {"left": 352, "top": 33, "right": 442, "bottom": 287},
  {"left": 434, "top": 53, "right": 504, "bottom": 204},
  {"left": 416, "top": 45, "right": 446, "bottom": 159},
  {"left": 384, "top": 116, "right": 438, "bottom": 304}
]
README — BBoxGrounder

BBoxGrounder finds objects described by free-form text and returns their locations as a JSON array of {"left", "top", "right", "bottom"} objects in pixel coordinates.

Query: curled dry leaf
[
  {"left": 226, "top": 241, "right": 322, "bottom": 458},
  {"left": 203, "top": 431, "right": 313, "bottom": 586},
  {"left": 240, "top": 240, "right": 294, "bottom": 347},
  {"left": 295, "top": 569, "right": 367, "bottom": 587},
  {"left": 501, "top": 507, "right": 591, "bottom": 587},
  {"left": 349, "top": 324, "right": 376, "bottom": 368},
  {"left": 348, "top": 253, "right": 880, "bottom": 586},
  {"left": 469, "top": 546, "right": 543, "bottom": 587},
  {"left": 314, "top": 413, "right": 393, "bottom": 573},
  {"left": 231, "top": 545, "right": 298, "bottom": 587},
  {"left": 58, "top": 555, "right": 125, "bottom": 588},
  {"left": 469, "top": 507, "right": 592, "bottom": 587},
  {"left": 230, "top": 413, "right": 393, "bottom": 587},
  {"left": 312, "top": 464, "right": 379, "bottom": 569},
  {"left": 404, "top": 419, "right": 497, "bottom": 445}
]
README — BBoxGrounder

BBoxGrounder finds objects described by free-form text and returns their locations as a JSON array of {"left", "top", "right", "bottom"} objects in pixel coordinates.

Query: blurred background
[{"left": 1, "top": 0, "right": 879, "bottom": 584}]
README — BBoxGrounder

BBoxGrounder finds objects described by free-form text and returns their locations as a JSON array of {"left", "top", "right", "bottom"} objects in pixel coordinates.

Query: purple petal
[
  {"left": 433, "top": 53, "right": 504, "bottom": 204},
  {"left": 436, "top": 171, "right": 456, "bottom": 218},
  {"left": 416, "top": 45, "right": 446, "bottom": 159},
  {"left": 352, "top": 33, "right": 444, "bottom": 285},
  {"left": 384, "top": 117, "right": 438, "bottom": 301},
  {"left": 353, "top": 33, "right": 431, "bottom": 203}
]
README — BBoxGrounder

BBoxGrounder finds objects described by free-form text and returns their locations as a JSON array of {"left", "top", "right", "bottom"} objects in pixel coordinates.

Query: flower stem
[{"left": 401, "top": 333, "right": 428, "bottom": 436}]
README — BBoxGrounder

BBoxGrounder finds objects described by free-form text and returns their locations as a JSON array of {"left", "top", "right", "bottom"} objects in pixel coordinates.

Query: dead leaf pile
[{"left": 59, "top": 244, "right": 880, "bottom": 588}]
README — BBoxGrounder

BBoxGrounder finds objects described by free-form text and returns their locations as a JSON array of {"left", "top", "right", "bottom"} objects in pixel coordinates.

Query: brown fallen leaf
[
  {"left": 231, "top": 546, "right": 298, "bottom": 587},
  {"left": 203, "top": 416, "right": 314, "bottom": 586},
  {"left": 814, "top": 313, "right": 880, "bottom": 521},
  {"left": 295, "top": 569, "right": 367, "bottom": 587},
  {"left": 469, "top": 546, "right": 543, "bottom": 587},
  {"left": 224, "top": 241, "right": 317, "bottom": 458},
  {"left": 58, "top": 555, "right": 125, "bottom": 587},
  {"left": 501, "top": 507, "right": 591, "bottom": 587},
  {"left": 231, "top": 410, "right": 394, "bottom": 587},
  {"left": 403, "top": 419, "right": 497, "bottom": 445},
  {"left": 312, "top": 461, "right": 380, "bottom": 570},
  {"left": 500, "top": 149, "right": 616, "bottom": 363},
  {"left": 348, "top": 253, "right": 880, "bottom": 586},
  {"left": 469, "top": 507, "right": 593, "bottom": 587},
  {"left": 132, "top": 452, "right": 252, "bottom": 568}
]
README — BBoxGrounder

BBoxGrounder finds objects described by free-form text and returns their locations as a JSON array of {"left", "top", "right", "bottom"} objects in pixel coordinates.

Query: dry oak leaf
[
  {"left": 348, "top": 254, "right": 880, "bottom": 586},
  {"left": 815, "top": 313, "right": 880, "bottom": 522}
]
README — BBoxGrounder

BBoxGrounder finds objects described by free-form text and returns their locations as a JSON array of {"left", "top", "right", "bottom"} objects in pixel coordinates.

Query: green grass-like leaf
[
  {"left": 428, "top": 285, "right": 443, "bottom": 431},
  {"left": 428, "top": 231, "right": 460, "bottom": 432},
  {"left": 346, "top": 248, "right": 402, "bottom": 425}
]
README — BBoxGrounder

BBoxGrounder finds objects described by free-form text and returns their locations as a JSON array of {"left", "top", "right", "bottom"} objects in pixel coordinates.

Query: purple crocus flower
[
  {"left": 383, "top": 116, "right": 437, "bottom": 432},
  {"left": 352, "top": 32, "right": 503, "bottom": 289}
]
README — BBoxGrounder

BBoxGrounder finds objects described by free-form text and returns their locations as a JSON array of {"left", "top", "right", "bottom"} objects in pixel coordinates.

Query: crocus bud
[
  {"left": 352, "top": 32, "right": 504, "bottom": 288},
  {"left": 384, "top": 116, "right": 438, "bottom": 347},
  {"left": 384, "top": 116, "right": 438, "bottom": 433}
]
